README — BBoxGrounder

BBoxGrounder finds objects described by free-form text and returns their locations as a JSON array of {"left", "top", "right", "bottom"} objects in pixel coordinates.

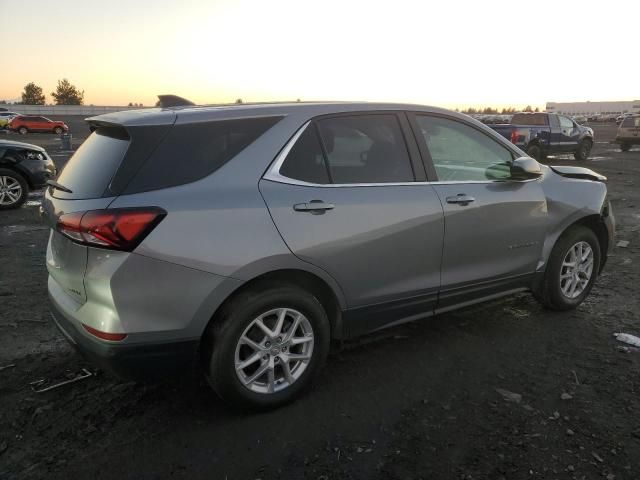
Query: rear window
[
  {"left": 511, "top": 113, "right": 548, "bottom": 126},
  {"left": 123, "top": 116, "right": 283, "bottom": 193},
  {"left": 54, "top": 127, "right": 130, "bottom": 199},
  {"left": 622, "top": 116, "right": 640, "bottom": 127}
]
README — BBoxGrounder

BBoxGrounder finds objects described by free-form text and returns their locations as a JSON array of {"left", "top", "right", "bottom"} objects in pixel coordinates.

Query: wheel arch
[
  {"left": 541, "top": 213, "right": 609, "bottom": 276},
  {"left": 0, "top": 162, "right": 32, "bottom": 189},
  {"left": 572, "top": 214, "right": 609, "bottom": 273},
  {"left": 201, "top": 268, "right": 346, "bottom": 348},
  {"left": 0, "top": 154, "right": 35, "bottom": 189}
]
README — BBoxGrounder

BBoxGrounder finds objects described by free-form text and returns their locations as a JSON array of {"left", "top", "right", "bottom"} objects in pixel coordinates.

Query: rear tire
[
  {"left": 526, "top": 144, "right": 542, "bottom": 161},
  {"left": 203, "top": 284, "right": 330, "bottom": 410},
  {"left": 574, "top": 139, "right": 592, "bottom": 161},
  {"left": 0, "top": 168, "right": 29, "bottom": 210},
  {"left": 18, "top": 126, "right": 28, "bottom": 135},
  {"left": 620, "top": 143, "right": 631, "bottom": 152},
  {"left": 534, "top": 226, "right": 600, "bottom": 311}
]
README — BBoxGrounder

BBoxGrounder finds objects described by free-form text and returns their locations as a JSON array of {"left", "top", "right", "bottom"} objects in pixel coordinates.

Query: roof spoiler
[{"left": 156, "top": 95, "right": 196, "bottom": 108}]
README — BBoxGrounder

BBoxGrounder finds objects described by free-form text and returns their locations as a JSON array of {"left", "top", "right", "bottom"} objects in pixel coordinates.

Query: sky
[{"left": 1, "top": 0, "right": 638, "bottom": 109}]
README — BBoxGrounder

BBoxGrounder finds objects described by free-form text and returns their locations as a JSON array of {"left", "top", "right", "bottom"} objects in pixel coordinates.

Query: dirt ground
[{"left": 1, "top": 120, "right": 639, "bottom": 480}]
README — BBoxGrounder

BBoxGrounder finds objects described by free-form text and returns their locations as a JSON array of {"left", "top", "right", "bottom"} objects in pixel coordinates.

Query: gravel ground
[{"left": 0, "top": 122, "right": 639, "bottom": 480}]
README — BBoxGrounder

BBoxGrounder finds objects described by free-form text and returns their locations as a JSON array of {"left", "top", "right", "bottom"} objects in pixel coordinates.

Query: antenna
[{"left": 156, "top": 95, "right": 196, "bottom": 108}]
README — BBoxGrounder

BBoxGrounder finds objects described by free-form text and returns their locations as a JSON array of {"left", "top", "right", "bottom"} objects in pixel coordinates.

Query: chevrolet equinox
[{"left": 43, "top": 102, "right": 615, "bottom": 409}]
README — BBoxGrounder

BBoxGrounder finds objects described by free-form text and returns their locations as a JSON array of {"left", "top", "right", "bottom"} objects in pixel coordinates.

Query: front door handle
[
  {"left": 293, "top": 200, "right": 335, "bottom": 214},
  {"left": 446, "top": 194, "right": 475, "bottom": 206}
]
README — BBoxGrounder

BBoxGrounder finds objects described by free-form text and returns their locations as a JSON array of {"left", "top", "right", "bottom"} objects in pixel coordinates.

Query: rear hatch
[
  {"left": 618, "top": 116, "right": 640, "bottom": 141},
  {"left": 42, "top": 122, "right": 171, "bottom": 304}
]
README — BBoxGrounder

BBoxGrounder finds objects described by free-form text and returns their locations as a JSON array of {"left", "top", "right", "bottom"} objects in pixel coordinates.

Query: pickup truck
[{"left": 488, "top": 112, "right": 594, "bottom": 161}]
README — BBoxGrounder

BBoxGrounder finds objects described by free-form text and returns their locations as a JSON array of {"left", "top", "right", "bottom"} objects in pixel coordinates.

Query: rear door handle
[
  {"left": 293, "top": 200, "right": 335, "bottom": 213},
  {"left": 445, "top": 194, "right": 475, "bottom": 206}
]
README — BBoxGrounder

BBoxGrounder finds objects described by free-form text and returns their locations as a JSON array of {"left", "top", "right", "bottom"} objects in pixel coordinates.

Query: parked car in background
[
  {"left": 43, "top": 101, "right": 614, "bottom": 409},
  {"left": 0, "top": 111, "right": 19, "bottom": 129},
  {"left": 616, "top": 113, "right": 636, "bottom": 125},
  {"left": 572, "top": 115, "right": 587, "bottom": 124},
  {"left": 488, "top": 112, "right": 594, "bottom": 161},
  {"left": 616, "top": 115, "right": 640, "bottom": 151},
  {"left": 8, "top": 115, "right": 69, "bottom": 135},
  {"left": 0, "top": 139, "right": 56, "bottom": 209}
]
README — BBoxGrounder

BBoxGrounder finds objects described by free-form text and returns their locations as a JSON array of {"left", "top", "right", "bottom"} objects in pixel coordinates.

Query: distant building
[{"left": 546, "top": 100, "right": 640, "bottom": 115}]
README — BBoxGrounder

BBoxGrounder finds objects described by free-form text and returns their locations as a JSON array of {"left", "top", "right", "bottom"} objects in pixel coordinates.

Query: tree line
[
  {"left": 0, "top": 80, "right": 86, "bottom": 106},
  {"left": 456, "top": 106, "right": 540, "bottom": 115}
]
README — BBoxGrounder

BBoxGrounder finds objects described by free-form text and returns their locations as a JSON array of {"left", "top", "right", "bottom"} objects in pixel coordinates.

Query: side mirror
[{"left": 511, "top": 156, "right": 542, "bottom": 180}]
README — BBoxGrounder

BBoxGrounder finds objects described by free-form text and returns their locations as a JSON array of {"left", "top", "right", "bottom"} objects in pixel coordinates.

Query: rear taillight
[
  {"left": 510, "top": 129, "right": 519, "bottom": 144},
  {"left": 82, "top": 324, "right": 127, "bottom": 341},
  {"left": 56, "top": 207, "right": 166, "bottom": 251}
]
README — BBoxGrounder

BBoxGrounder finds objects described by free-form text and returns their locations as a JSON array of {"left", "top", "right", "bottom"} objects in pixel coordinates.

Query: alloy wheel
[
  {"left": 560, "top": 241, "right": 594, "bottom": 299},
  {"left": 234, "top": 308, "right": 314, "bottom": 394},
  {"left": 0, "top": 175, "right": 23, "bottom": 206}
]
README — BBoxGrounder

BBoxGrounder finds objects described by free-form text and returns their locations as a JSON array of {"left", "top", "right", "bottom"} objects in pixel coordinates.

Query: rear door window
[
  {"left": 54, "top": 127, "right": 130, "bottom": 199},
  {"left": 279, "top": 125, "right": 330, "bottom": 184},
  {"left": 273, "top": 114, "right": 416, "bottom": 185},
  {"left": 316, "top": 114, "right": 414, "bottom": 184}
]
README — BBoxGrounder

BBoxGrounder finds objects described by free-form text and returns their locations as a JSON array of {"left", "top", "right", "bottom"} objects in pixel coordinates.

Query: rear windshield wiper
[{"left": 46, "top": 180, "right": 73, "bottom": 194}]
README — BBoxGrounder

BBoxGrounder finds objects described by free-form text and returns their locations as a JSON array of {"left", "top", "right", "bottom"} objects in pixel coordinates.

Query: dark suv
[{"left": 0, "top": 139, "right": 56, "bottom": 209}]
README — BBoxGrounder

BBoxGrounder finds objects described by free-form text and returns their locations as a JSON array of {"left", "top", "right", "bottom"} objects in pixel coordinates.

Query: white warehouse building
[{"left": 546, "top": 100, "right": 640, "bottom": 116}]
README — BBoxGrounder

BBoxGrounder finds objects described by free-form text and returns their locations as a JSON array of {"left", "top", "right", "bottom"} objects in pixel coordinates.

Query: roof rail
[{"left": 156, "top": 95, "right": 196, "bottom": 108}]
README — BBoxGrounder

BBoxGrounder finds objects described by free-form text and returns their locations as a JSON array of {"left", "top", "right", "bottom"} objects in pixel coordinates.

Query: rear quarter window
[{"left": 123, "top": 116, "right": 283, "bottom": 193}]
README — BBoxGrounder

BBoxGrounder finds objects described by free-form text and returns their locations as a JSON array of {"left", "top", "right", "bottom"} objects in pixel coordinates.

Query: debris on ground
[
  {"left": 571, "top": 370, "right": 580, "bottom": 385},
  {"left": 616, "top": 345, "right": 640, "bottom": 353},
  {"left": 495, "top": 388, "right": 522, "bottom": 403},
  {"left": 29, "top": 368, "right": 93, "bottom": 393},
  {"left": 0, "top": 364, "right": 16, "bottom": 372},
  {"left": 616, "top": 240, "right": 630, "bottom": 248},
  {"left": 560, "top": 392, "right": 573, "bottom": 400},
  {"left": 613, "top": 332, "right": 640, "bottom": 348}
]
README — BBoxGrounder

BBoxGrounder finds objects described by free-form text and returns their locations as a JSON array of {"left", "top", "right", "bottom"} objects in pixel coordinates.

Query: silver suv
[
  {"left": 616, "top": 114, "right": 640, "bottom": 151},
  {"left": 43, "top": 102, "right": 614, "bottom": 409}
]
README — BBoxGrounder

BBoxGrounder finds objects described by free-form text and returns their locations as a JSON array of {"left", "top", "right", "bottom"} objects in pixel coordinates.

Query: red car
[{"left": 9, "top": 115, "right": 69, "bottom": 135}]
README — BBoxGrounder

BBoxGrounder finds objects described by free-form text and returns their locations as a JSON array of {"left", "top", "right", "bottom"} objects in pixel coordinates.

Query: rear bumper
[
  {"left": 615, "top": 136, "right": 640, "bottom": 145},
  {"left": 20, "top": 158, "right": 57, "bottom": 188},
  {"left": 50, "top": 298, "right": 199, "bottom": 380}
]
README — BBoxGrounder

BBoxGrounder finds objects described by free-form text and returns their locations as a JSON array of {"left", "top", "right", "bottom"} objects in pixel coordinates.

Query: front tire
[
  {"left": 0, "top": 168, "right": 29, "bottom": 210},
  {"left": 535, "top": 226, "right": 600, "bottom": 311},
  {"left": 18, "top": 126, "right": 28, "bottom": 135},
  {"left": 574, "top": 139, "right": 592, "bottom": 161},
  {"left": 526, "top": 143, "right": 542, "bottom": 161},
  {"left": 203, "top": 284, "right": 330, "bottom": 410}
]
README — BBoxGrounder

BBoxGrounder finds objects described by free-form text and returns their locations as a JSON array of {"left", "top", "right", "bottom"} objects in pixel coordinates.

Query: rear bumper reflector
[{"left": 82, "top": 324, "right": 127, "bottom": 342}]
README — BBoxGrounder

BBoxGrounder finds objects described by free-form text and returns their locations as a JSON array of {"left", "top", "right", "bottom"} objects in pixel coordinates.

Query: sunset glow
[{"left": 1, "top": 0, "right": 638, "bottom": 109}]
